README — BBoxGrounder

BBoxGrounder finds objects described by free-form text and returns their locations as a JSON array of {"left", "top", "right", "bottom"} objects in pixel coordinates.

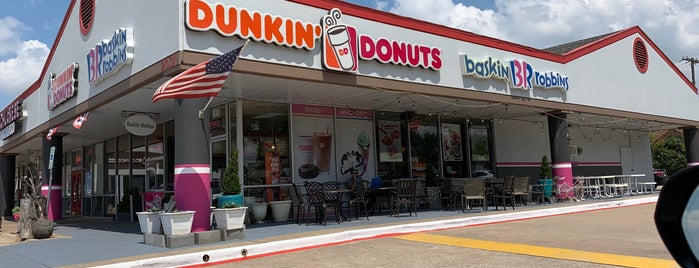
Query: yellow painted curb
[{"left": 397, "top": 233, "right": 677, "bottom": 268}]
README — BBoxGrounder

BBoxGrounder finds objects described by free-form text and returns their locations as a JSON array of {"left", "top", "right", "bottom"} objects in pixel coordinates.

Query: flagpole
[{"left": 196, "top": 39, "right": 251, "bottom": 119}]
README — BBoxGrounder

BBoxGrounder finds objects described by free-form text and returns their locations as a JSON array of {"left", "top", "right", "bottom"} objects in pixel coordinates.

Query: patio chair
[
  {"left": 415, "top": 179, "right": 430, "bottom": 209},
  {"left": 322, "top": 181, "right": 343, "bottom": 223},
  {"left": 348, "top": 180, "right": 370, "bottom": 220},
  {"left": 461, "top": 178, "right": 487, "bottom": 212},
  {"left": 490, "top": 175, "right": 515, "bottom": 210},
  {"left": 303, "top": 181, "right": 329, "bottom": 226},
  {"left": 437, "top": 178, "right": 456, "bottom": 211},
  {"left": 289, "top": 183, "right": 308, "bottom": 224},
  {"left": 511, "top": 176, "right": 531, "bottom": 206},
  {"left": 391, "top": 179, "right": 417, "bottom": 217}
]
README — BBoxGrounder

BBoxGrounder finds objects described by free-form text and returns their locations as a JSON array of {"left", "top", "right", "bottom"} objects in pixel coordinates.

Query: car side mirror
[{"left": 655, "top": 165, "right": 699, "bottom": 267}]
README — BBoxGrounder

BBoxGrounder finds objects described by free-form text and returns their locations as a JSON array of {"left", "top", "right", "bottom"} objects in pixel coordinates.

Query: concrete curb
[{"left": 95, "top": 196, "right": 658, "bottom": 268}]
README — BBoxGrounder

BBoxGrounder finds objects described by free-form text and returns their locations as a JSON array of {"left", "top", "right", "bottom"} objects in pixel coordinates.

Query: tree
[
  {"left": 651, "top": 136, "right": 686, "bottom": 176},
  {"left": 221, "top": 149, "right": 241, "bottom": 195},
  {"left": 540, "top": 155, "right": 552, "bottom": 179}
]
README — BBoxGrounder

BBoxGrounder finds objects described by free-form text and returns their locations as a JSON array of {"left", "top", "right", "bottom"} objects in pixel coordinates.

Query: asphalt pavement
[{"left": 0, "top": 192, "right": 664, "bottom": 268}]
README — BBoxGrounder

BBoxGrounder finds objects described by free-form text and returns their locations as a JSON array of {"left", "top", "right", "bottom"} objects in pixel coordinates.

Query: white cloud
[
  {"left": 380, "top": 0, "right": 699, "bottom": 80},
  {"left": 0, "top": 16, "right": 27, "bottom": 57},
  {"left": 0, "top": 40, "right": 49, "bottom": 96}
]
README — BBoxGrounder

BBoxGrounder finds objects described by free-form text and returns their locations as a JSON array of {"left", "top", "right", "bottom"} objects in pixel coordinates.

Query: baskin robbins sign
[
  {"left": 184, "top": 0, "right": 442, "bottom": 73},
  {"left": 86, "top": 28, "right": 134, "bottom": 85},
  {"left": 461, "top": 54, "right": 569, "bottom": 92}
]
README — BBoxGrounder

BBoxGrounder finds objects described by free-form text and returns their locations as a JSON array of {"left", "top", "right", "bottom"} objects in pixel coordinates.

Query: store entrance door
[{"left": 71, "top": 170, "right": 82, "bottom": 216}]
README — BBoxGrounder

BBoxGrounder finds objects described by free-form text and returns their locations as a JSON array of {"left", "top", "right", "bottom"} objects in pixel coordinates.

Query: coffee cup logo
[{"left": 322, "top": 8, "right": 358, "bottom": 72}]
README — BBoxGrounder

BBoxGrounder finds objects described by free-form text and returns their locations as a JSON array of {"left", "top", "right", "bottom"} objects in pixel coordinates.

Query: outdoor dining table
[
  {"left": 367, "top": 186, "right": 396, "bottom": 215},
  {"left": 323, "top": 188, "right": 354, "bottom": 223}
]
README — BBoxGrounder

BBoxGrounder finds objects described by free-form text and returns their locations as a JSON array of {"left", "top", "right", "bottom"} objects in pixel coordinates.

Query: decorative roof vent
[
  {"left": 79, "top": 0, "right": 95, "bottom": 36},
  {"left": 633, "top": 37, "right": 648, "bottom": 74}
]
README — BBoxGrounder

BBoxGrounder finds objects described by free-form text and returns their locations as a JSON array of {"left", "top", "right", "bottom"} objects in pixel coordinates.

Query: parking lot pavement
[{"left": 0, "top": 193, "right": 662, "bottom": 267}]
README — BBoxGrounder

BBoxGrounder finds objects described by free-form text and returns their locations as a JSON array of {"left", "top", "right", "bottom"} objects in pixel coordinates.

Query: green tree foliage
[
  {"left": 540, "top": 155, "right": 552, "bottom": 179},
  {"left": 221, "top": 149, "right": 242, "bottom": 195},
  {"left": 651, "top": 136, "right": 686, "bottom": 176}
]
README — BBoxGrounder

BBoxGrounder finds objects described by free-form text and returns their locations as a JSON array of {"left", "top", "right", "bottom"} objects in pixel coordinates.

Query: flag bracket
[
  {"left": 197, "top": 97, "right": 215, "bottom": 119},
  {"left": 121, "top": 111, "right": 160, "bottom": 120}
]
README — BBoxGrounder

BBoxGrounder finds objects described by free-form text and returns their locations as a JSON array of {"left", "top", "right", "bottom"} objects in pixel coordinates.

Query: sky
[{"left": 1, "top": 0, "right": 699, "bottom": 109}]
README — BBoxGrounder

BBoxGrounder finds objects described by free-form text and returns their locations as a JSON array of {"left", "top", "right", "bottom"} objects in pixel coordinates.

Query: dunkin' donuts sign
[
  {"left": 185, "top": 0, "right": 442, "bottom": 72},
  {"left": 48, "top": 63, "right": 79, "bottom": 110}
]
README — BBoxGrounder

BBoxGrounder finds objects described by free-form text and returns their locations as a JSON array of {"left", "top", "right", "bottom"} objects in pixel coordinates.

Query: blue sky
[{"left": 1, "top": 0, "right": 698, "bottom": 109}]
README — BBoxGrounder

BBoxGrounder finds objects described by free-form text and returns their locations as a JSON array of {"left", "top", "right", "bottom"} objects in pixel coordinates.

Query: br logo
[{"left": 322, "top": 8, "right": 358, "bottom": 72}]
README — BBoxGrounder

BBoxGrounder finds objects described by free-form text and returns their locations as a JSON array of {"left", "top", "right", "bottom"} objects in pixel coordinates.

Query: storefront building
[{"left": 0, "top": 0, "right": 697, "bottom": 230}]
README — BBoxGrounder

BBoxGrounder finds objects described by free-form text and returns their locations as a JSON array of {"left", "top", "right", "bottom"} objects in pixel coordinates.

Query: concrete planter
[
  {"left": 136, "top": 211, "right": 162, "bottom": 234},
  {"left": 160, "top": 211, "right": 195, "bottom": 235},
  {"left": 212, "top": 207, "right": 247, "bottom": 230}
]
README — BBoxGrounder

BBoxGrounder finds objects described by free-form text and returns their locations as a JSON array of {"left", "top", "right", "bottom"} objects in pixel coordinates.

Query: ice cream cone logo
[
  {"left": 322, "top": 8, "right": 358, "bottom": 72},
  {"left": 357, "top": 130, "right": 370, "bottom": 173}
]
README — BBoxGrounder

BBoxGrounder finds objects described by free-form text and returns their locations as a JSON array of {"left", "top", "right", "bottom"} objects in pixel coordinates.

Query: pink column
[
  {"left": 174, "top": 164, "right": 211, "bottom": 232},
  {"left": 552, "top": 162, "right": 574, "bottom": 199},
  {"left": 40, "top": 184, "right": 62, "bottom": 220}
]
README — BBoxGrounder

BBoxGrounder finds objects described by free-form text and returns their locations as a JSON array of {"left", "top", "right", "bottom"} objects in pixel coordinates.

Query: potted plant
[
  {"left": 218, "top": 149, "right": 243, "bottom": 208},
  {"left": 12, "top": 206, "right": 20, "bottom": 222},
  {"left": 539, "top": 155, "right": 553, "bottom": 200},
  {"left": 212, "top": 202, "right": 247, "bottom": 230}
]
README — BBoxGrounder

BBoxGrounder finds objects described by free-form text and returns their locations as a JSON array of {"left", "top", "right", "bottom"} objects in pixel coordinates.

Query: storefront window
[
  {"left": 211, "top": 104, "right": 226, "bottom": 138},
  {"left": 409, "top": 113, "right": 441, "bottom": 186},
  {"left": 105, "top": 138, "right": 116, "bottom": 195},
  {"left": 228, "top": 101, "right": 237, "bottom": 163},
  {"left": 211, "top": 139, "right": 226, "bottom": 195},
  {"left": 242, "top": 101, "right": 290, "bottom": 202},
  {"left": 132, "top": 135, "right": 146, "bottom": 194},
  {"left": 146, "top": 127, "right": 164, "bottom": 192},
  {"left": 211, "top": 103, "right": 229, "bottom": 197},
  {"left": 117, "top": 134, "right": 132, "bottom": 200},
  {"left": 375, "top": 111, "right": 409, "bottom": 182},
  {"left": 440, "top": 117, "right": 467, "bottom": 178},
  {"left": 468, "top": 121, "right": 494, "bottom": 177}
]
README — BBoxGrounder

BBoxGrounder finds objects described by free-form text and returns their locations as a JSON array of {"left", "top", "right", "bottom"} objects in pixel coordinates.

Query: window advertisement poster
[
  {"left": 378, "top": 120, "right": 402, "bottom": 162},
  {"left": 291, "top": 104, "right": 335, "bottom": 182},
  {"left": 441, "top": 123, "right": 463, "bottom": 161},
  {"left": 334, "top": 108, "right": 375, "bottom": 181}
]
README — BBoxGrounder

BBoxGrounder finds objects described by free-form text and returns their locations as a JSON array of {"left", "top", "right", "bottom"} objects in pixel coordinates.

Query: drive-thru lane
[{"left": 198, "top": 200, "right": 675, "bottom": 268}]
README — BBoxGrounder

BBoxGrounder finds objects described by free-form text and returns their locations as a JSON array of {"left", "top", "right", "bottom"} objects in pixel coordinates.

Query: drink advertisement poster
[
  {"left": 441, "top": 123, "right": 463, "bottom": 161},
  {"left": 378, "top": 121, "right": 403, "bottom": 162},
  {"left": 291, "top": 104, "right": 335, "bottom": 182},
  {"left": 335, "top": 108, "right": 375, "bottom": 181}
]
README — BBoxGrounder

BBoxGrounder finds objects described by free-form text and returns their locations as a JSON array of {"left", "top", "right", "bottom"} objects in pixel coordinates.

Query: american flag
[
  {"left": 73, "top": 112, "right": 89, "bottom": 129},
  {"left": 46, "top": 126, "right": 59, "bottom": 141},
  {"left": 152, "top": 43, "right": 247, "bottom": 103}
]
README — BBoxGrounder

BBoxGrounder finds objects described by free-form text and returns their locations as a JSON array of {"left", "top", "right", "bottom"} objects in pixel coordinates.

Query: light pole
[{"left": 681, "top": 56, "right": 699, "bottom": 86}]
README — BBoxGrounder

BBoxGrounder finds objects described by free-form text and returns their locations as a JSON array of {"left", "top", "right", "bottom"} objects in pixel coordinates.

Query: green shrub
[{"left": 221, "top": 149, "right": 242, "bottom": 195}]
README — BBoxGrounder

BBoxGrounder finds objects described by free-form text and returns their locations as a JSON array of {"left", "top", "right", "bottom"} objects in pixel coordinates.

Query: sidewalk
[{"left": 0, "top": 193, "right": 660, "bottom": 267}]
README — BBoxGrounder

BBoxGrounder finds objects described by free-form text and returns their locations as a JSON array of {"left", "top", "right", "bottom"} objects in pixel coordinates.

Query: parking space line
[{"left": 396, "top": 233, "right": 677, "bottom": 268}]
